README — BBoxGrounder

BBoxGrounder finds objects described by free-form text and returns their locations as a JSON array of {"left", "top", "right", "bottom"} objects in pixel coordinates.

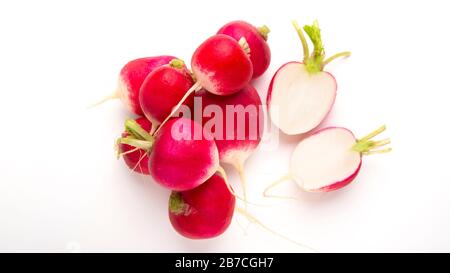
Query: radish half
[
  {"left": 264, "top": 125, "right": 391, "bottom": 194},
  {"left": 267, "top": 21, "right": 350, "bottom": 135}
]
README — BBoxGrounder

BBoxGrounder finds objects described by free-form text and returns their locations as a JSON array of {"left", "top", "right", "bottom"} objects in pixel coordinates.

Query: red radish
[
  {"left": 218, "top": 20, "right": 271, "bottom": 79},
  {"left": 118, "top": 117, "right": 219, "bottom": 191},
  {"left": 264, "top": 125, "right": 391, "bottom": 195},
  {"left": 154, "top": 34, "right": 253, "bottom": 135},
  {"left": 169, "top": 172, "right": 235, "bottom": 239},
  {"left": 267, "top": 21, "right": 350, "bottom": 135},
  {"left": 191, "top": 34, "right": 253, "bottom": 96},
  {"left": 139, "top": 59, "right": 195, "bottom": 131},
  {"left": 194, "top": 84, "right": 263, "bottom": 203},
  {"left": 117, "top": 117, "right": 153, "bottom": 174},
  {"left": 92, "top": 56, "right": 176, "bottom": 115}
]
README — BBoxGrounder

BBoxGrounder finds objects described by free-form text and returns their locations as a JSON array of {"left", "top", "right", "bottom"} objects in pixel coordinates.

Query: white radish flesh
[
  {"left": 268, "top": 62, "right": 336, "bottom": 135},
  {"left": 264, "top": 126, "right": 391, "bottom": 195}
]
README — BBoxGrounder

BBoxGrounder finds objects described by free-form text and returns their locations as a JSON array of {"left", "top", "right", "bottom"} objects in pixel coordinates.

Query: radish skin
[
  {"left": 191, "top": 34, "right": 253, "bottom": 96},
  {"left": 117, "top": 118, "right": 219, "bottom": 191},
  {"left": 169, "top": 172, "right": 236, "bottom": 239},
  {"left": 267, "top": 21, "right": 350, "bottom": 135},
  {"left": 194, "top": 84, "right": 263, "bottom": 204},
  {"left": 139, "top": 59, "right": 194, "bottom": 130},
  {"left": 91, "top": 56, "right": 176, "bottom": 115},
  {"left": 149, "top": 118, "right": 219, "bottom": 191},
  {"left": 218, "top": 21, "right": 271, "bottom": 78},
  {"left": 264, "top": 125, "right": 391, "bottom": 195}
]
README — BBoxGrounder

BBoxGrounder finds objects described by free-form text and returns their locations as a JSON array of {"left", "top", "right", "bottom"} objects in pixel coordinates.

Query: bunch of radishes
[
  {"left": 99, "top": 19, "right": 390, "bottom": 242},
  {"left": 109, "top": 20, "right": 270, "bottom": 239}
]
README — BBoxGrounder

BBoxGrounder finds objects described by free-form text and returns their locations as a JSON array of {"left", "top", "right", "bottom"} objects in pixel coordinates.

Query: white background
[{"left": 1, "top": 0, "right": 449, "bottom": 252}]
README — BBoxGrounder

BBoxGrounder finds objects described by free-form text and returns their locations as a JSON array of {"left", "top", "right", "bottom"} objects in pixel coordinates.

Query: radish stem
[
  {"left": 352, "top": 125, "right": 392, "bottom": 154},
  {"left": 238, "top": 37, "right": 251, "bottom": 56},
  {"left": 125, "top": 119, "right": 154, "bottom": 142},
  {"left": 292, "top": 20, "right": 309, "bottom": 63},
  {"left": 322, "top": 51, "right": 352, "bottom": 68},
  {"left": 292, "top": 20, "right": 350, "bottom": 73},
  {"left": 119, "top": 138, "right": 153, "bottom": 151},
  {"left": 257, "top": 25, "right": 271, "bottom": 40}
]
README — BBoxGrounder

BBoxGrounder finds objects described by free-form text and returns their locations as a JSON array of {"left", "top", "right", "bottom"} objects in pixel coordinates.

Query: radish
[
  {"left": 191, "top": 34, "right": 253, "bottom": 96},
  {"left": 154, "top": 34, "right": 253, "bottom": 134},
  {"left": 217, "top": 20, "right": 271, "bottom": 79},
  {"left": 92, "top": 56, "right": 176, "bottom": 115},
  {"left": 139, "top": 59, "right": 194, "bottom": 131},
  {"left": 169, "top": 172, "right": 235, "bottom": 239},
  {"left": 117, "top": 117, "right": 153, "bottom": 175},
  {"left": 117, "top": 117, "right": 219, "bottom": 191},
  {"left": 264, "top": 125, "right": 391, "bottom": 195},
  {"left": 267, "top": 21, "right": 351, "bottom": 135},
  {"left": 194, "top": 84, "right": 263, "bottom": 204}
]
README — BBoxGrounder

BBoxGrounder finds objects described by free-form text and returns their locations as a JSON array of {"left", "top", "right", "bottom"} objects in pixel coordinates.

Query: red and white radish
[
  {"left": 267, "top": 21, "right": 350, "bottom": 135},
  {"left": 117, "top": 117, "right": 153, "bottom": 175},
  {"left": 217, "top": 21, "right": 271, "bottom": 79},
  {"left": 92, "top": 56, "right": 176, "bottom": 115},
  {"left": 191, "top": 34, "right": 253, "bottom": 96},
  {"left": 154, "top": 34, "right": 253, "bottom": 134},
  {"left": 139, "top": 59, "right": 195, "bottom": 131},
  {"left": 194, "top": 84, "right": 263, "bottom": 203},
  {"left": 118, "top": 117, "right": 219, "bottom": 191},
  {"left": 264, "top": 125, "right": 391, "bottom": 195},
  {"left": 169, "top": 172, "right": 236, "bottom": 239}
]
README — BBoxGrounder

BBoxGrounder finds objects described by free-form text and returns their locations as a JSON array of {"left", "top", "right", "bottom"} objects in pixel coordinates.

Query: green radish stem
[
  {"left": 117, "top": 118, "right": 155, "bottom": 153},
  {"left": 257, "top": 25, "right": 271, "bottom": 40},
  {"left": 292, "top": 20, "right": 351, "bottom": 73},
  {"left": 352, "top": 125, "right": 392, "bottom": 155}
]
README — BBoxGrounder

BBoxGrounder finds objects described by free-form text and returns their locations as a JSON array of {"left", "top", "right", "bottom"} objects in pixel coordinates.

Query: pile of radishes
[{"left": 98, "top": 19, "right": 390, "bottom": 242}]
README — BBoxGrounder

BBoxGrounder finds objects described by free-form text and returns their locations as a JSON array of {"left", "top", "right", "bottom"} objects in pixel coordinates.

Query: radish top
[{"left": 292, "top": 20, "right": 351, "bottom": 73}]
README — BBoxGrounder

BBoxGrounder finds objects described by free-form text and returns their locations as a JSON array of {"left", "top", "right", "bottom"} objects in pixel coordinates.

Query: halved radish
[
  {"left": 267, "top": 21, "right": 350, "bottom": 135},
  {"left": 264, "top": 125, "right": 391, "bottom": 194}
]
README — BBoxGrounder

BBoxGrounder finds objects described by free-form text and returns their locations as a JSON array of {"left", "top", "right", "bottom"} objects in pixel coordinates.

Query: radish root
[
  {"left": 235, "top": 206, "right": 317, "bottom": 252},
  {"left": 217, "top": 166, "right": 271, "bottom": 208},
  {"left": 87, "top": 89, "right": 120, "bottom": 109},
  {"left": 263, "top": 174, "right": 299, "bottom": 200}
]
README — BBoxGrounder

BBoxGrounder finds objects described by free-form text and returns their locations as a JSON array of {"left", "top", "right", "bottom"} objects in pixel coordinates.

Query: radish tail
[
  {"left": 232, "top": 161, "right": 249, "bottom": 212},
  {"left": 87, "top": 90, "right": 120, "bottom": 109},
  {"left": 263, "top": 174, "right": 298, "bottom": 200},
  {"left": 217, "top": 166, "right": 271, "bottom": 207},
  {"left": 154, "top": 81, "right": 202, "bottom": 135},
  {"left": 235, "top": 206, "right": 317, "bottom": 252}
]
